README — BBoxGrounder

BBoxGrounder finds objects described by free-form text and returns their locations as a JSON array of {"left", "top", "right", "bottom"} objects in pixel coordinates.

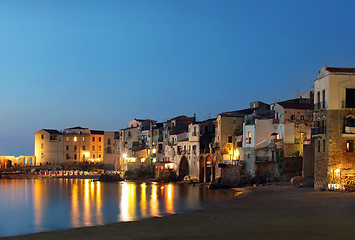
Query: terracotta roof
[
  {"left": 277, "top": 98, "right": 313, "bottom": 110},
  {"left": 326, "top": 67, "right": 355, "bottom": 73},
  {"left": 43, "top": 129, "right": 61, "bottom": 135}
]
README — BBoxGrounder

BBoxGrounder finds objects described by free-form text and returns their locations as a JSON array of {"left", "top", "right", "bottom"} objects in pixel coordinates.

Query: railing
[
  {"left": 223, "top": 160, "right": 239, "bottom": 165},
  {"left": 313, "top": 127, "right": 325, "bottom": 135},
  {"left": 343, "top": 126, "right": 355, "bottom": 134}
]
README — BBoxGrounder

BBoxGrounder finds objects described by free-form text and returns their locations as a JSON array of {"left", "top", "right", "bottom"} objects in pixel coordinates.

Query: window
[
  {"left": 74, "top": 146, "right": 77, "bottom": 151},
  {"left": 83, "top": 146, "right": 85, "bottom": 150},
  {"left": 83, "top": 137, "right": 85, "bottom": 142},
  {"left": 41, "top": 143, "right": 43, "bottom": 149},
  {"left": 346, "top": 89, "right": 355, "bottom": 108},
  {"left": 247, "top": 132, "right": 251, "bottom": 143},
  {"left": 66, "top": 154, "right": 70, "bottom": 159},
  {"left": 99, "top": 137, "right": 101, "bottom": 142},
  {"left": 66, "top": 137, "right": 69, "bottom": 142},
  {"left": 99, "top": 154, "right": 101, "bottom": 158},
  {"left": 128, "top": 131, "right": 131, "bottom": 137},
  {"left": 108, "top": 139, "right": 111, "bottom": 145},
  {"left": 322, "top": 90, "right": 325, "bottom": 108},
  {"left": 318, "top": 140, "right": 321, "bottom": 152},
  {"left": 290, "top": 115, "right": 295, "bottom": 120},
  {"left": 323, "top": 139, "right": 326, "bottom": 152},
  {"left": 74, "top": 136, "right": 77, "bottom": 142},
  {"left": 74, "top": 154, "right": 77, "bottom": 160},
  {"left": 41, "top": 135, "right": 44, "bottom": 139},
  {"left": 93, "top": 146, "right": 95, "bottom": 151},
  {"left": 99, "top": 146, "right": 101, "bottom": 151},
  {"left": 301, "top": 115, "right": 304, "bottom": 120},
  {"left": 92, "top": 137, "right": 95, "bottom": 142},
  {"left": 66, "top": 146, "right": 69, "bottom": 151},
  {"left": 346, "top": 140, "right": 353, "bottom": 152},
  {"left": 41, "top": 153, "right": 44, "bottom": 158},
  {"left": 93, "top": 154, "right": 95, "bottom": 158},
  {"left": 227, "top": 135, "right": 233, "bottom": 143}
]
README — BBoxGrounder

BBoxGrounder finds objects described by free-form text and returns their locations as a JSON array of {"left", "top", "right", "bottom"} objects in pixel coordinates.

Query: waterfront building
[
  {"left": 0, "top": 155, "right": 36, "bottom": 169},
  {"left": 35, "top": 129, "right": 63, "bottom": 165},
  {"left": 312, "top": 66, "right": 355, "bottom": 190},
  {"left": 35, "top": 127, "right": 114, "bottom": 167}
]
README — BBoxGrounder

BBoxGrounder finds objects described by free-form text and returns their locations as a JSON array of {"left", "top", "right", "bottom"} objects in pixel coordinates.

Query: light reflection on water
[{"left": 0, "top": 178, "right": 233, "bottom": 237}]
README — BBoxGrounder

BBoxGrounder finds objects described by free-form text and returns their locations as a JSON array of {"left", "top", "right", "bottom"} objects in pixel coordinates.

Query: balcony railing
[
  {"left": 343, "top": 126, "right": 355, "bottom": 134},
  {"left": 312, "top": 127, "right": 325, "bottom": 135}
]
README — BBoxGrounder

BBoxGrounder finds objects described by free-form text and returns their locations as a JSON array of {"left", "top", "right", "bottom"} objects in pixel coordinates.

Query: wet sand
[{"left": 2, "top": 184, "right": 355, "bottom": 240}]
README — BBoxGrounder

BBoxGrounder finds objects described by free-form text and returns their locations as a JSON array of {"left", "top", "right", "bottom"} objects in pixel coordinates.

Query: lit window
[
  {"left": 301, "top": 116, "right": 305, "bottom": 120},
  {"left": 247, "top": 132, "right": 252, "bottom": 143},
  {"left": 66, "top": 137, "right": 69, "bottom": 142},
  {"left": 83, "top": 137, "right": 85, "bottom": 142},
  {"left": 74, "top": 136, "right": 77, "bottom": 142}
]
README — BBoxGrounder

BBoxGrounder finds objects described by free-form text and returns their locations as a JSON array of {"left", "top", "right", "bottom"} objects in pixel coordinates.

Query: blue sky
[{"left": 1, "top": 0, "right": 355, "bottom": 155}]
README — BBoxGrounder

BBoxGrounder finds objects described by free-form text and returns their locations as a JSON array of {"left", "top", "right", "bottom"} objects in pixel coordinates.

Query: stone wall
[{"left": 303, "top": 143, "right": 315, "bottom": 187}]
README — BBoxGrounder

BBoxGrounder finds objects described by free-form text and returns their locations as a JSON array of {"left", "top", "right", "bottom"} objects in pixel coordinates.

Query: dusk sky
[{"left": 1, "top": 0, "right": 355, "bottom": 156}]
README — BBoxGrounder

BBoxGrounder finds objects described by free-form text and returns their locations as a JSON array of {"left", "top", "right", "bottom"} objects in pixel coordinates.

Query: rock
[
  {"left": 290, "top": 176, "right": 302, "bottom": 186},
  {"left": 98, "top": 174, "right": 123, "bottom": 182}
]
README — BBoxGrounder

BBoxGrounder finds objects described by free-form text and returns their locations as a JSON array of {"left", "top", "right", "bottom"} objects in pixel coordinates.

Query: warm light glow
[
  {"left": 152, "top": 148, "right": 156, "bottom": 154},
  {"left": 123, "top": 153, "right": 127, "bottom": 158},
  {"left": 165, "top": 163, "right": 174, "bottom": 169},
  {"left": 334, "top": 169, "right": 341, "bottom": 173},
  {"left": 234, "top": 149, "right": 240, "bottom": 160},
  {"left": 84, "top": 152, "right": 90, "bottom": 157},
  {"left": 125, "top": 157, "right": 136, "bottom": 162},
  {"left": 141, "top": 158, "right": 145, "bottom": 162},
  {"left": 74, "top": 136, "right": 78, "bottom": 142},
  {"left": 152, "top": 158, "right": 157, "bottom": 163}
]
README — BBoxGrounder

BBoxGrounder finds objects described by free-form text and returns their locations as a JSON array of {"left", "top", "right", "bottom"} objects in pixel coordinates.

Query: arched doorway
[
  {"left": 199, "top": 156, "right": 205, "bottom": 182},
  {"left": 206, "top": 156, "right": 212, "bottom": 182},
  {"left": 178, "top": 156, "right": 189, "bottom": 180}
]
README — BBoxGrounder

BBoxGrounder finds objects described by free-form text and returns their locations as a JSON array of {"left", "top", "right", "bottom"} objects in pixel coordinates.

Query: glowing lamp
[
  {"left": 123, "top": 153, "right": 127, "bottom": 158},
  {"left": 334, "top": 169, "right": 341, "bottom": 173}
]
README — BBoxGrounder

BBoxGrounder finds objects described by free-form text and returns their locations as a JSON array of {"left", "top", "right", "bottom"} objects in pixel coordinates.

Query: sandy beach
[{"left": 2, "top": 184, "right": 355, "bottom": 240}]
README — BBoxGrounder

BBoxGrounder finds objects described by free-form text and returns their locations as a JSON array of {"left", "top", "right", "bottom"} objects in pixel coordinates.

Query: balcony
[
  {"left": 312, "top": 127, "right": 325, "bottom": 135},
  {"left": 343, "top": 126, "right": 355, "bottom": 134}
]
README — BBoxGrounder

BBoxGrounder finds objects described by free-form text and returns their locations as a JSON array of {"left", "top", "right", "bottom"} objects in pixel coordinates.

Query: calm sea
[{"left": 0, "top": 178, "right": 233, "bottom": 237}]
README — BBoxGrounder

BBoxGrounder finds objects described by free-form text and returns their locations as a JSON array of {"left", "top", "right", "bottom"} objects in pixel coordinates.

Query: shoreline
[{"left": 2, "top": 184, "right": 355, "bottom": 240}]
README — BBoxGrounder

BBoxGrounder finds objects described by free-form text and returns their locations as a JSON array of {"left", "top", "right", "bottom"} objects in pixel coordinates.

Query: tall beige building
[{"left": 35, "top": 127, "right": 114, "bottom": 167}]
